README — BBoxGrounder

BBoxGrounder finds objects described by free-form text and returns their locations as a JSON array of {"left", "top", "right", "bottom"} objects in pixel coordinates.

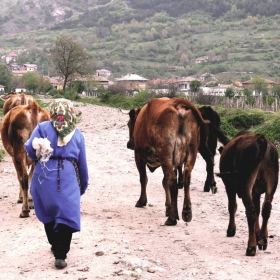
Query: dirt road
[{"left": 1, "top": 101, "right": 280, "bottom": 280}]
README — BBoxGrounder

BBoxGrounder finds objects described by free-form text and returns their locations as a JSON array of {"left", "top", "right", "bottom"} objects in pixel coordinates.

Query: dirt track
[{"left": 1, "top": 101, "right": 280, "bottom": 280}]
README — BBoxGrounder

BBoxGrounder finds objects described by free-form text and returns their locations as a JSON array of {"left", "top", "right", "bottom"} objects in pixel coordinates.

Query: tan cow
[
  {"left": 0, "top": 92, "right": 35, "bottom": 115},
  {"left": 1, "top": 100, "right": 50, "bottom": 217}
]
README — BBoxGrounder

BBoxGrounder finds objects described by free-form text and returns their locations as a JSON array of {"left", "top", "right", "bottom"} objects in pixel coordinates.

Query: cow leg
[
  {"left": 226, "top": 187, "right": 237, "bottom": 237},
  {"left": 13, "top": 157, "right": 23, "bottom": 204},
  {"left": 13, "top": 155, "right": 30, "bottom": 218},
  {"left": 258, "top": 193, "right": 274, "bottom": 251},
  {"left": 199, "top": 145, "right": 216, "bottom": 194},
  {"left": 182, "top": 153, "right": 197, "bottom": 223},
  {"left": 27, "top": 164, "right": 35, "bottom": 209},
  {"left": 135, "top": 153, "right": 148, "bottom": 208},
  {"left": 242, "top": 194, "right": 257, "bottom": 256},
  {"left": 161, "top": 163, "right": 178, "bottom": 226}
]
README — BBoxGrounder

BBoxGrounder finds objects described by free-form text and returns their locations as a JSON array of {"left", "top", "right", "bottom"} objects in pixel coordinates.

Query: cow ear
[{"left": 129, "top": 109, "right": 136, "bottom": 121}]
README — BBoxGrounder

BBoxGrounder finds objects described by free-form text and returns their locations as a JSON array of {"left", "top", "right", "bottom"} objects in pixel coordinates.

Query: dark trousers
[{"left": 44, "top": 221, "right": 74, "bottom": 260}]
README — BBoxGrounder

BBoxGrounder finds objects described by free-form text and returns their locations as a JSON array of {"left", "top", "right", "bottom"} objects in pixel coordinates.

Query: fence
[{"left": 186, "top": 95, "right": 279, "bottom": 112}]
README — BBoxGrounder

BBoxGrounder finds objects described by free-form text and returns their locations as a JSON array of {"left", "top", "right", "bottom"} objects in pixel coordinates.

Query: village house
[
  {"left": 199, "top": 72, "right": 216, "bottom": 82},
  {"left": 15, "top": 85, "right": 27, "bottom": 93},
  {"left": 79, "top": 75, "right": 110, "bottom": 97},
  {"left": 201, "top": 84, "right": 241, "bottom": 96},
  {"left": 5, "top": 52, "right": 17, "bottom": 64},
  {"left": 23, "top": 64, "right": 38, "bottom": 72},
  {"left": 115, "top": 73, "right": 148, "bottom": 94},
  {"left": 12, "top": 70, "right": 28, "bottom": 77},
  {"left": 96, "top": 69, "right": 111, "bottom": 78},
  {"left": 195, "top": 56, "right": 209, "bottom": 64},
  {"left": 0, "top": 84, "right": 5, "bottom": 93},
  {"left": 174, "top": 76, "right": 197, "bottom": 95},
  {"left": 242, "top": 78, "right": 275, "bottom": 96}
]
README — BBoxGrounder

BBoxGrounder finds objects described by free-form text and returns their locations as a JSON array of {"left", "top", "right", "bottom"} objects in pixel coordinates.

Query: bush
[
  {"left": 53, "top": 93, "right": 64, "bottom": 98},
  {"left": 65, "top": 88, "right": 80, "bottom": 101},
  {"left": 255, "top": 117, "right": 280, "bottom": 143},
  {"left": 48, "top": 89, "right": 60, "bottom": 96},
  {"left": 220, "top": 111, "right": 264, "bottom": 138}
]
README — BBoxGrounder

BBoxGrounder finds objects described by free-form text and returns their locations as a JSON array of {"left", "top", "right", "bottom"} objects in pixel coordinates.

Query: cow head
[{"left": 126, "top": 108, "right": 141, "bottom": 150}]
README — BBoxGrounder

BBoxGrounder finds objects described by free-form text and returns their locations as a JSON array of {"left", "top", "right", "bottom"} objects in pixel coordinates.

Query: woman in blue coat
[{"left": 25, "top": 98, "right": 89, "bottom": 269}]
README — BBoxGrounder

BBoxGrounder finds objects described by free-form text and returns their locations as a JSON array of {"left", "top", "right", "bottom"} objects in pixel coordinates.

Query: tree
[
  {"left": 50, "top": 36, "right": 93, "bottom": 93},
  {"left": 0, "top": 63, "right": 13, "bottom": 91},
  {"left": 189, "top": 80, "right": 202, "bottom": 95},
  {"left": 251, "top": 75, "right": 269, "bottom": 95},
  {"left": 22, "top": 72, "right": 39, "bottom": 93},
  {"left": 225, "top": 87, "right": 235, "bottom": 99},
  {"left": 37, "top": 75, "right": 53, "bottom": 94}
]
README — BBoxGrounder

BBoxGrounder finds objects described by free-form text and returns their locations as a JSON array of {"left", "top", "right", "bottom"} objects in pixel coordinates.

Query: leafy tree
[
  {"left": 243, "top": 87, "right": 253, "bottom": 97},
  {"left": 22, "top": 72, "right": 39, "bottom": 93},
  {"left": 37, "top": 75, "right": 53, "bottom": 94},
  {"left": 225, "top": 87, "right": 235, "bottom": 99},
  {"left": 0, "top": 63, "right": 13, "bottom": 91},
  {"left": 189, "top": 80, "right": 202, "bottom": 95},
  {"left": 272, "top": 84, "right": 280, "bottom": 99},
  {"left": 50, "top": 36, "right": 93, "bottom": 93},
  {"left": 251, "top": 75, "right": 269, "bottom": 95}
]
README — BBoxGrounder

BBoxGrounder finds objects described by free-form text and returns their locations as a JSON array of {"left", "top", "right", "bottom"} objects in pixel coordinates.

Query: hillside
[{"left": 1, "top": 0, "right": 280, "bottom": 80}]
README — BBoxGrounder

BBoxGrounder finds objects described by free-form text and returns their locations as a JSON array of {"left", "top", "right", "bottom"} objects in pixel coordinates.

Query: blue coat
[{"left": 24, "top": 121, "right": 89, "bottom": 231}]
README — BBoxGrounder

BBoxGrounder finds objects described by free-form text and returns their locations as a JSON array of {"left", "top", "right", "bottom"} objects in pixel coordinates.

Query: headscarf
[{"left": 49, "top": 98, "right": 76, "bottom": 146}]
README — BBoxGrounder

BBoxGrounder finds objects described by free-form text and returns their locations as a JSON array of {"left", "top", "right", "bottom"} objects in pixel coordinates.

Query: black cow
[{"left": 217, "top": 131, "right": 279, "bottom": 256}]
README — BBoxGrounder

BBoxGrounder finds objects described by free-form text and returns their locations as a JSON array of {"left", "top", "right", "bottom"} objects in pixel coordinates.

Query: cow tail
[
  {"left": 255, "top": 134, "right": 268, "bottom": 162},
  {"left": 20, "top": 93, "right": 27, "bottom": 105},
  {"left": 1, "top": 113, "right": 14, "bottom": 156},
  {"left": 210, "top": 124, "right": 230, "bottom": 146}
]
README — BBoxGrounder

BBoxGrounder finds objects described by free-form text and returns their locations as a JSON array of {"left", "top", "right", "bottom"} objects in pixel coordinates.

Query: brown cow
[
  {"left": 1, "top": 100, "right": 50, "bottom": 217},
  {"left": 125, "top": 97, "right": 225, "bottom": 226},
  {"left": 217, "top": 131, "right": 279, "bottom": 256},
  {"left": 0, "top": 92, "right": 35, "bottom": 115}
]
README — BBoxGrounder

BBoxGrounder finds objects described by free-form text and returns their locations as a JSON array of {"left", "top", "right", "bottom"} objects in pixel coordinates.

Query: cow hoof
[
  {"left": 164, "top": 217, "right": 177, "bottom": 226},
  {"left": 135, "top": 200, "right": 147, "bottom": 207},
  {"left": 19, "top": 213, "right": 30, "bottom": 218},
  {"left": 177, "top": 182, "right": 183, "bottom": 189},
  {"left": 203, "top": 186, "right": 210, "bottom": 192},
  {"left": 226, "top": 229, "right": 236, "bottom": 237},
  {"left": 257, "top": 237, "right": 267, "bottom": 251},
  {"left": 211, "top": 186, "right": 217, "bottom": 194},
  {"left": 246, "top": 246, "right": 256, "bottom": 256},
  {"left": 182, "top": 209, "right": 192, "bottom": 222}
]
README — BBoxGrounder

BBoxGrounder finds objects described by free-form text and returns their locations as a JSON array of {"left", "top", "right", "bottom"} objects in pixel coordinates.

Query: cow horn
[{"left": 119, "top": 108, "right": 130, "bottom": 114}]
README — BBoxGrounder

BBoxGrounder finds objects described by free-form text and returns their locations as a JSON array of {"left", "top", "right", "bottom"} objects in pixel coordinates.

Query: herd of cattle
[{"left": 0, "top": 92, "right": 279, "bottom": 257}]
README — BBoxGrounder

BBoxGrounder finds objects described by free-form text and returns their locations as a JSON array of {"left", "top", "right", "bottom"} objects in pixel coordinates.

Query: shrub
[{"left": 65, "top": 88, "right": 80, "bottom": 101}]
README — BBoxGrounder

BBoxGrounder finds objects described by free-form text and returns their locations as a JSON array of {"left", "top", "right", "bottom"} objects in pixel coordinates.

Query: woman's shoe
[{"left": 55, "top": 259, "right": 67, "bottom": 269}]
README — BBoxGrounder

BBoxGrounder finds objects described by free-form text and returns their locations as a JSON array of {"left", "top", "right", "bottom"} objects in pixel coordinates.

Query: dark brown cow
[
  {"left": 125, "top": 97, "right": 226, "bottom": 226},
  {"left": 1, "top": 100, "right": 50, "bottom": 217},
  {"left": 217, "top": 131, "right": 279, "bottom": 256},
  {"left": 0, "top": 92, "right": 35, "bottom": 115},
  {"left": 176, "top": 105, "right": 229, "bottom": 191}
]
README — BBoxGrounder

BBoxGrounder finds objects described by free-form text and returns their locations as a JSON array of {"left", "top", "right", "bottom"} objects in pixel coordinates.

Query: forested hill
[
  {"left": 129, "top": 0, "right": 280, "bottom": 18},
  {"left": 51, "top": 0, "right": 280, "bottom": 30},
  {"left": 1, "top": 0, "right": 280, "bottom": 80}
]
